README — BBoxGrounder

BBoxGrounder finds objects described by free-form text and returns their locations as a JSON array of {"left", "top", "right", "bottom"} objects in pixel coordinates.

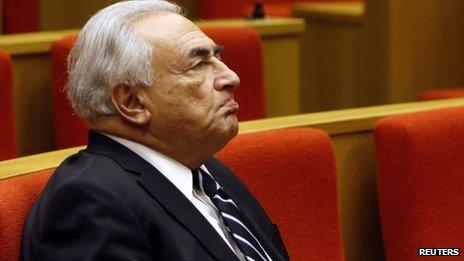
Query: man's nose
[{"left": 214, "top": 62, "right": 240, "bottom": 91}]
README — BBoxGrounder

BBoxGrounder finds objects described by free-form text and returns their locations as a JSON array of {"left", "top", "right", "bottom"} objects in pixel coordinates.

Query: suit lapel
[
  {"left": 85, "top": 132, "right": 239, "bottom": 261},
  {"left": 206, "top": 160, "right": 287, "bottom": 261},
  {"left": 136, "top": 167, "right": 240, "bottom": 261}
]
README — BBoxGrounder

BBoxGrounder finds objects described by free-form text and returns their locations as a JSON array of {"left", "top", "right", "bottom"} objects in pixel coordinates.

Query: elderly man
[{"left": 21, "top": 1, "right": 288, "bottom": 260}]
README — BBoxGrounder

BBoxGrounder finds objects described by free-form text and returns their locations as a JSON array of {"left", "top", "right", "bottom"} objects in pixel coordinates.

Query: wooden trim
[
  {"left": 293, "top": 2, "right": 365, "bottom": 24},
  {"left": 0, "top": 18, "right": 304, "bottom": 56},
  {"left": 0, "top": 30, "right": 79, "bottom": 55},
  {"left": 241, "top": 97, "right": 464, "bottom": 134},
  {"left": 195, "top": 18, "right": 305, "bottom": 37},
  {"left": 2, "top": 98, "right": 464, "bottom": 179},
  {"left": 0, "top": 146, "right": 84, "bottom": 180}
]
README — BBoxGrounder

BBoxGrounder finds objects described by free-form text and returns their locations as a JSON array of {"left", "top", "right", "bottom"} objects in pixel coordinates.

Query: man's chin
[
  {"left": 225, "top": 114, "right": 239, "bottom": 135},
  {"left": 216, "top": 118, "right": 239, "bottom": 145}
]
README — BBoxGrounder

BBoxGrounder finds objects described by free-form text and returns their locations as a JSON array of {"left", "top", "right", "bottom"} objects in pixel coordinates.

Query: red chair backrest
[
  {"left": 0, "top": 169, "right": 54, "bottom": 261},
  {"left": 374, "top": 107, "right": 464, "bottom": 261},
  {"left": 198, "top": 0, "right": 360, "bottom": 19},
  {"left": 51, "top": 26, "right": 266, "bottom": 149},
  {"left": 2, "top": 0, "right": 40, "bottom": 33},
  {"left": 50, "top": 35, "right": 88, "bottom": 149},
  {"left": 0, "top": 50, "right": 17, "bottom": 160},
  {"left": 216, "top": 128, "right": 345, "bottom": 260},
  {"left": 419, "top": 88, "right": 464, "bottom": 101}
]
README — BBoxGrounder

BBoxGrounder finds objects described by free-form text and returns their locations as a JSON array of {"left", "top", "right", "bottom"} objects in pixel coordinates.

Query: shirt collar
[{"left": 102, "top": 133, "right": 208, "bottom": 201}]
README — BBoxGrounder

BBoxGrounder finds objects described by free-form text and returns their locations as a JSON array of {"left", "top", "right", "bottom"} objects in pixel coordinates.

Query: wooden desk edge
[
  {"left": 196, "top": 18, "right": 305, "bottom": 37},
  {"left": 0, "top": 18, "right": 305, "bottom": 56},
  {"left": 293, "top": 2, "right": 365, "bottom": 24},
  {"left": 2, "top": 98, "right": 464, "bottom": 179},
  {"left": 0, "top": 146, "right": 85, "bottom": 180},
  {"left": 241, "top": 98, "right": 464, "bottom": 134}
]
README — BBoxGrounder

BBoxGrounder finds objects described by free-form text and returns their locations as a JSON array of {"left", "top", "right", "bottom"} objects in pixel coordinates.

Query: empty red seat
[
  {"left": 50, "top": 35, "right": 88, "bottom": 149},
  {"left": 419, "top": 88, "right": 464, "bottom": 101},
  {"left": 2, "top": 0, "right": 40, "bottom": 33},
  {"left": 216, "top": 128, "right": 344, "bottom": 260},
  {"left": 0, "top": 50, "right": 17, "bottom": 160},
  {"left": 51, "top": 26, "right": 266, "bottom": 149},
  {"left": 0, "top": 169, "right": 54, "bottom": 261},
  {"left": 374, "top": 107, "right": 464, "bottom": 261}
]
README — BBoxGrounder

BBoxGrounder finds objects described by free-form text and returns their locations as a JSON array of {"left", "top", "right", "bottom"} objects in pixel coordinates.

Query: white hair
[{"left": 66, "top": 0, "right": 182, "bottom": 120}]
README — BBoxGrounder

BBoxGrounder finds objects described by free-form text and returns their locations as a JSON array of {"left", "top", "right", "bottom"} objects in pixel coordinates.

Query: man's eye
[{"left": 193, "top": 60, "right": 207, "bottom": 69}]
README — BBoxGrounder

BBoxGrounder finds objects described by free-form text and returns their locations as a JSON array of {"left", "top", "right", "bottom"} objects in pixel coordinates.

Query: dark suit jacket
[{"left": 21, "top": 132, "right": 289, "bottom": 261}]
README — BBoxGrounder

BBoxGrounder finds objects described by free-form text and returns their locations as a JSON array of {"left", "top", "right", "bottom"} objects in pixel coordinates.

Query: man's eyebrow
[
  {"left": 189, "top": 45, "right": 223, "bottom": 58},
  {"left": 213, "top": 45, "right": 223, "bottom": 55}
]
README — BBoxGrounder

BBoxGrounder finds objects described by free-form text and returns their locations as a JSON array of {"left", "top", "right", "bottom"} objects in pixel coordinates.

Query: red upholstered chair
[
  {"left": 51, "top": 26, "right": 266, "bottom": 149},
  {"left": 216, "top": 128, "right": 344, "bottom": 261},
  {"left": 50, "top": 35, "right": 88, "bottom": 149},
  {"left": 374, "top": 107, "right": 464, "bottom": 261},
  {"left": 2, "top": 0, "right": 40, "bottom": 33},
  {"left": 0, "top": 169, "right": 54, "bottom": 261},
  {"left": 0, "top": 50, "right": 17, "bottom": 160},
  {"left": 198, "top": 0, "right": 360, "bottom": 19},
  {"left": 419, "top": 88, "right": 464, "bottom": 101}
]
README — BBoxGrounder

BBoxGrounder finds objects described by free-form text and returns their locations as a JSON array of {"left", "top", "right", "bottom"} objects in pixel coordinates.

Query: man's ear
[{"left": 111, "top": 85, "right": 150, "bottom": 126}]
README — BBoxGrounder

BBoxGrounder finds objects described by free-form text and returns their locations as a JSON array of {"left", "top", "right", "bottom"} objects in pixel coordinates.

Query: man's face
[{"left": 134, "top": 13, "right": 240, "bottom": 150}]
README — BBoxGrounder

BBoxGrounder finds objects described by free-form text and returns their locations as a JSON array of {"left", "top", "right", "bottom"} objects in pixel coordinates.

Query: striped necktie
[{"left": 192, "top": 168, "right": 270, "bottom": 261}]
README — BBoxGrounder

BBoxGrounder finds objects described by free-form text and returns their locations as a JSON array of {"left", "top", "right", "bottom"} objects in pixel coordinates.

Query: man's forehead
[
  {"left": 179, "top": 31, "right": 216, "bottom": 55},
  {"left": 133, "top": 13, "right": 212, "bottom": 50}
]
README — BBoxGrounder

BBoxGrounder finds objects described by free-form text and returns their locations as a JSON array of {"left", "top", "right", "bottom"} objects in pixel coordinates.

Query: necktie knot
[{"left": 192, "top": 168, "right": 219, "bottom": 197}]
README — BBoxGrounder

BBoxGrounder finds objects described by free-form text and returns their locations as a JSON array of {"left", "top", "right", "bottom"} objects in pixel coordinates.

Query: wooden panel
[
  {"left": 3, "top": 98, "right": 464, "bottom": 261},
  {"left": 299, "top": 19, "right": 363, "bottom": 112},
  {"left": 40, "top": 0, "right": 198, "bottom": 31},
  {"left": 12, "top": 55, "right": 55, "bottom": 155},
  {"left": 333, "top": 132, "right": 383, "bottom": 261},
  {"left": 40, "top": 0, "right": 109, "bottom": 31},
  {"left": 294, "top": 2, "right": 369, "bottom": 113},
  {"left": 0, "top": 18, "right": 303, "bottom": 155},
  {"left": 295, "top": 0, "right": 464, "bottom": 113},
  {"left": 387, "top": 0, "right": 464, "bottom": 102},
  {"left": 263, "top": 37, "right": 300, "bottom": 116}
]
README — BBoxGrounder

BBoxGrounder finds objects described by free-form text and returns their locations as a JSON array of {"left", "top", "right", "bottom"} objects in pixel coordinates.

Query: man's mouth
[{"left": 222, "top": 100, "right": 239, "bottom": 114}]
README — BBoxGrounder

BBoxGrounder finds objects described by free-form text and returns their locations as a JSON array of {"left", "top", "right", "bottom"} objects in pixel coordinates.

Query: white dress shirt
[{"left": 104, "top": 134, "right": 246, "bottom": 261}]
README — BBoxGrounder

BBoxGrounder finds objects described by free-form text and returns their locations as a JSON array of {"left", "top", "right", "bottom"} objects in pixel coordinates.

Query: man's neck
[{"left": 90, "top": 122, "right": 216, "bottom": 170}]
